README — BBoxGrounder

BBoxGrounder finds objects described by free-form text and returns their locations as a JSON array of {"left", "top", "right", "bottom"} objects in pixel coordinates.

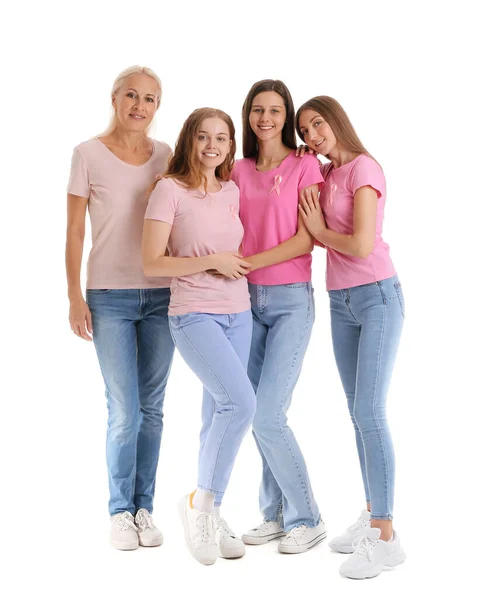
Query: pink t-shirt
[
  {"left": 67, "top": 138, "right": 172, "bottom": 289},
  {"left": 231, "top": 153, "right": 324, "bottom": 285},
  {"left": 145, "top": 177, "right": 251, "bottom": 316},
  {"left": 320, "top": 154, "right": 396, "bottom": 291}
]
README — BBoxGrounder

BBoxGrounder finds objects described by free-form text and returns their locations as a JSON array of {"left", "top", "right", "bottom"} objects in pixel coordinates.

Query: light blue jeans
[
  {"left": 328, "top": 275, "right": 405, "bottom": 520},
  {"left": 248, "top": 282, "right": 321, "bottom": 531},
  {"left": 86, "top": 288, "right": 175, "bottom": 516},
  {"left": 169, "top": 311, "right": 255, "bottom": 504}
]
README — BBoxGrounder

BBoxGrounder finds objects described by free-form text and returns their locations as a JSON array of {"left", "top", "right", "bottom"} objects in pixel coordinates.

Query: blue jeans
[
  {"left": 169, "top": 311, "right": 255, "bottom": 504},
  {"left": 248, "top": 282, "right": 321, "bottom": 531},
  {"left": 86, "top": 288, "right": 175, "bottom": 516},
  {"left": 328, "top": 275, "right": 405, "bottom": 520}
]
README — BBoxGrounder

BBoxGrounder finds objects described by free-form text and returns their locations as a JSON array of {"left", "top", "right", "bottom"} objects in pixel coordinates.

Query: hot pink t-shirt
[
  {"left": 67, "top": 138, "right": 172, "bottom": 289},
  {"left": 320, "top": 154, "right": 396, "bottom": 291},
  {"left": 145, "top": 177, "right": 251, "bottom": 316},
  {"left": 231, "top": 153, "right": 324, "bottom": 285}
]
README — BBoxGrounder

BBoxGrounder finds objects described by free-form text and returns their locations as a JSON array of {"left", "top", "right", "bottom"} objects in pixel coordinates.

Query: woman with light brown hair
[
  {"left": 297, "top": 96, "right": 406, "bottom": 579},
  {"left": 66, "top": 66, "right": 174, "bottom": 551},
  {"left": 142, "top": 107, "right": 255, "bottom": 566}
]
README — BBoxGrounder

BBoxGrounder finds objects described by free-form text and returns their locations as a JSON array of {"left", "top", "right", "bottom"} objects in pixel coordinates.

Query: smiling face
[
  {"left": 194, "top": 117, "right": 232, "bottom": 170},
  {"left": 298, "top": 109, "right": 338, "bottom": 156},
  {"left": 248, "top": 91, "right": 287, "bottom": 143},
  {"left": 112, "top": 74, "right": 160, "bottom": 133}
]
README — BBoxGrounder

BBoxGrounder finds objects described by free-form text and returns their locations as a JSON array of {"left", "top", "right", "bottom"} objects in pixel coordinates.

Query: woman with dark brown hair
[
  {"left": 142, "top": 108, "right": 255, "bottom": 566},
  {"left": 297, "top": 96, "right": 406, "bottom": 579},
  {"left": 228, "top": 80, "right": 327, "bottom": 554}
]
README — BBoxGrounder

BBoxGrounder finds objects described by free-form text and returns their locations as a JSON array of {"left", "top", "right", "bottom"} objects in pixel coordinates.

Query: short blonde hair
[{"left": 102, "top": 65, "right": 162, "bottom": 136}]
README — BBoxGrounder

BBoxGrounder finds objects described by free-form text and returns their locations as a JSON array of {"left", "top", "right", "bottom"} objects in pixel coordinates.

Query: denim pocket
[
  {"left": 376, "top": 277, "right": 401, "bottom": 302},
  {"left": 86, "top": 289, "right": 112, "bottom": 294},
  {"left": 394, "top": 282, "right": 405, "bottom": 318}
]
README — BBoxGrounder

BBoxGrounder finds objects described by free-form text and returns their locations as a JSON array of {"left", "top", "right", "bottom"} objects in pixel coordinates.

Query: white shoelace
[
  {"left": 348, "top": 518, "right": 369, "bottom": 534},
  {"left": 353, "top": 535, "right": 378, "bottom": 561},
  {"left": 215, "top": 517, "right": 235, "bottom": 538},
  {"left": 285, "top": 524, "right": 307, "bottom": 540},
  {"left": 113, "top": 513, "right": 138, "bottom": 533},
  {"left": 254, "top": 520, "right": 279, "bottom": 533},
  {"left": 196, "top": 513, "right": 215, "bottom": 543},
  {"left": 135, "top": 510, "right": 155, "bottom": 532}
]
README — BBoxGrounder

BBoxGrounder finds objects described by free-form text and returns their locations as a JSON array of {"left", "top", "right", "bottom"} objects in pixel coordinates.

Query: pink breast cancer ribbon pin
[
  {"left": 229, "top": 204, "right": 238, "bottom": 219},
  {"left": 269, "top": 175, "right": 283, "bottom": 196},
  {"left": 328, "top": 183, "right": 338, "bottom": 205}
]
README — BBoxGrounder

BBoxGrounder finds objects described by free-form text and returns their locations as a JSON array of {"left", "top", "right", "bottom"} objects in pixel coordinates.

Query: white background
[{"left": 2, "top": 1, "right": 486, "bottom": 598}]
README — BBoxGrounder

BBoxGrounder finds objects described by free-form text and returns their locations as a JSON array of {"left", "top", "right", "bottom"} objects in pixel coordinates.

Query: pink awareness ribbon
[
  {"left": 269, "top": 175, "right": 283, "bottom": 196},
  {"left": 328, "top": 183, "right": 338, "bottom": 205},
  {"left": 229, "top": 204, "right": 238, "bottom": 219}
]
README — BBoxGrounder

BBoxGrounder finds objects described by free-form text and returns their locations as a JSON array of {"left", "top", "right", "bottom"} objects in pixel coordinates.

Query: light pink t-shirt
[
  {"left": 320, "top": 154, "right": 396, "bottom": 291},
  {"left": 145, "top": 177, "right": 251, "bottom": 316},
  {"left": 231, "top": 153, "right": 324, "bottom": 285},
  {"left": 67, "top": 138, "right": 172, "bottom": 289}
]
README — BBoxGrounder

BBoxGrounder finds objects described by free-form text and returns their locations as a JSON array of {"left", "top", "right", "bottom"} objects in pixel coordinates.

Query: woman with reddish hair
[{"left": 143, "top": 108, "right": 255, "bottom": 566}]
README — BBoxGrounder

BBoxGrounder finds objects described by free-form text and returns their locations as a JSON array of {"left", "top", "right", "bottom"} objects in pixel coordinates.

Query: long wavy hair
[
  {"left": 101, "top": 65, "right": 162, "bottom": 137},
  {"left": 296, "top": 96, "right": 377, "bottom": 165},
  {"left": 165, "top": 108, "right": 236, "bottom": 193},
  {"left": 242, "top": 79, "right": 297, "bottom": 158}
]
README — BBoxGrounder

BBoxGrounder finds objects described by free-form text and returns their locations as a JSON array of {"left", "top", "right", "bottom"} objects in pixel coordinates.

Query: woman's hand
[
  {"left": 295, "top": 144, "right": 316, "bottom": 157},
  {"left": 69, "top": 296, "right": 93, "bottom": 341},
  {"left": 299, "top": 187, "right": 327, "bottom": 239},
  {"left": 209, "top": 252, "right": 252, "bottom": 279}
]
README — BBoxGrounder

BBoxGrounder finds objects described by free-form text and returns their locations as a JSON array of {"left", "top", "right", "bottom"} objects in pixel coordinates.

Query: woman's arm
[
  {"left": 244, "top": 184, "right": 318, "bottom": 271},
  {"left": 66, "top": 193, "right": 92, "bottom": 341},
  {"left": 142, "top": 219, "right": 251, "bottom": 279},
  {"left": 300, "top": 186, "right": 377, "bottom": 259}
]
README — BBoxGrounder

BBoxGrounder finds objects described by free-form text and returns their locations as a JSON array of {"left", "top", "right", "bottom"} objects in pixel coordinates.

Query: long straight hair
[
  {"left": 100, "top": 65, "right": 162, "bottom": 137},
  {"left": 242, "top": 79, "right": 297, "bottom": 158},
  {"left": 296, "top": 96, "right": 377, "bottom": 166},
  {"left": 164, "top": 108, "right": 236, "bottom": 194}
]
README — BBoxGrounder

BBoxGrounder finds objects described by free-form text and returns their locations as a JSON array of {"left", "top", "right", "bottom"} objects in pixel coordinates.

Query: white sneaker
[
  {"left": 135, "top": 509, "right": 163, "bottom": 547},
  {"left": 178, "top": 493, "right": 218, "bottom": 565},
  {"left": 241, "top": 520, "right": 286, "bottom": 545},
  {"left": 110, "top": 511, "right": 139, "bottom": 551},
  {"left": 215, "top": 517, "right": 246, "bottom": 559},
  {"left": 339, "top": 528, "right": 406, "bottom": 579},
  {"left": 329, "top": 509, "right": 371, "bottom": 553},
  {"left": 278, "top": 520, "right": 327, "bottom": 554}
]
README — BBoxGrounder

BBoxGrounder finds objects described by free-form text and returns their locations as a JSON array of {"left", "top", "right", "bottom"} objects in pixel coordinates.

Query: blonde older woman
[{"left": 65, "top": 66, "right": 174, "bottom": 550}]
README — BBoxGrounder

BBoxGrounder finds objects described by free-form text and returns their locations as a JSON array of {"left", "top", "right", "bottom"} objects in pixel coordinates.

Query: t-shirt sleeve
[
  {"left": 349, "top": 156, "right": 385, "bottom": 199},
  {"left": 145, "top": 178, "right": 178, "bottom": 224},
  {"left": 297, "top": 154, "right": 325, "bottom": 192},
  {"left": 67, "top": 148, "right": 90, "bottom": 197}
]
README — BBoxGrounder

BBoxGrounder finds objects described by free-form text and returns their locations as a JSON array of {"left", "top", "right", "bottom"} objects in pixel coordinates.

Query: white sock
[
  {"left": 214, "top": 505, "right": 221, "bottom": 517},
  {"left": 193, "top": 489, "right": 215, "bottom": 513}
]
